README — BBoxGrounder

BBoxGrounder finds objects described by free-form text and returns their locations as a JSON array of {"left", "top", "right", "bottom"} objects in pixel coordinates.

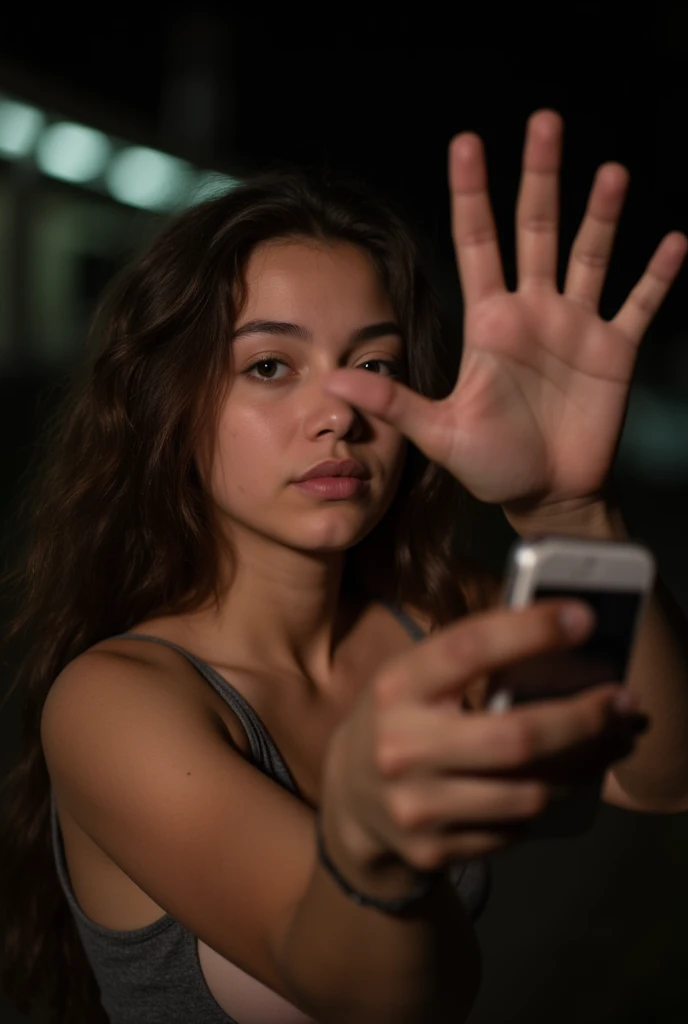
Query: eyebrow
[{"left": 231, "top": 319, "right": 405, "bottom": 352}]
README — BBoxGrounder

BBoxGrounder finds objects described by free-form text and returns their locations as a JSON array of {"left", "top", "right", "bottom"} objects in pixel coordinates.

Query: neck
[{"left": 179, "top": 543, "right": 369, "bottom": 689}]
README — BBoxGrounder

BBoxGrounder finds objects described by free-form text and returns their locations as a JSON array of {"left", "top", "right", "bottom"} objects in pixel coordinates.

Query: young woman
[{"left": 1, "top": 109, "right": 687, "bottom": 1024}]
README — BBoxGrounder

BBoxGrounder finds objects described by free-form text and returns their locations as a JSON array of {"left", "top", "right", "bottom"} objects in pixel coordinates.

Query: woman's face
[{"left": 206, "top": 237, "right": 409, "bottom": 556}]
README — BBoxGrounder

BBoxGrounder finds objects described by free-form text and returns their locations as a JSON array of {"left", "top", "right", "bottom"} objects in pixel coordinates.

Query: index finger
[
  {"left": 376, "top": 599, "right": 596, "bottom": 707},
  {"left": 449, "top": 132, "right": 506, "bottom": 305}
]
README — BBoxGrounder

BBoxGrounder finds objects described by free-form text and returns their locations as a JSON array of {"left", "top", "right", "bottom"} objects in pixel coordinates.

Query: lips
[
  {"left": 295, "top": 458, "right": 368, "bottom": 482},
  {"left": 293, "top": 476, "right": 368, "bottom": 499}
]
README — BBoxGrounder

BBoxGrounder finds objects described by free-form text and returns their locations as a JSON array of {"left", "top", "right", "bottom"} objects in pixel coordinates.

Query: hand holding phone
[
  {"left": 485, "top": 534, "right": 655, "bottom": 838},
  {"left": 324, "top": 594, "right": 646, "bottom": 880}
]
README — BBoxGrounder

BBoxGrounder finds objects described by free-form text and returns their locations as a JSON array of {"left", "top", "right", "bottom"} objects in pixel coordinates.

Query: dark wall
[{"left": 1, "top": 7, "right": 688, "bottom": 1023}]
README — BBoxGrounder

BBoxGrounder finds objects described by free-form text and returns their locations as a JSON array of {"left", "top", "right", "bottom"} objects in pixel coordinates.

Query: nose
[{"left": 308, "top": 387, "right": 366, "bottom": 442}]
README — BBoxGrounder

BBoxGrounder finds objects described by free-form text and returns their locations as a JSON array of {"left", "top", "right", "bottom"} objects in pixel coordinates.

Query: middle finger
[
  {"left": 516, "top": 109, "right": 563, "bottom": 291},
  {"left": 390, "top": 681, "right": 630, "bottom": 777}
]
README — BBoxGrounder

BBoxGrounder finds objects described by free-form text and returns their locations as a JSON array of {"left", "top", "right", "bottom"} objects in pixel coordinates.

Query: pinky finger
[{"left": 611, "top": 231, "right": 688, "bottom": 342}]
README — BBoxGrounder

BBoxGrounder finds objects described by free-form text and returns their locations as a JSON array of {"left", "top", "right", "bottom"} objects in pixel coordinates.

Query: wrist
[
  {"left": 503, "top": 496, "right": 627, "bottom": 542},
  {"left": 318, "top": 799, "right": 425, "bottom": 902}
]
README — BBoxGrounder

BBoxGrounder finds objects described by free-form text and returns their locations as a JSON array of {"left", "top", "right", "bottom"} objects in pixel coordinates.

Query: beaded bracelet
[{"left": 315, "top": 811, "right": 442, "bottom": 917}]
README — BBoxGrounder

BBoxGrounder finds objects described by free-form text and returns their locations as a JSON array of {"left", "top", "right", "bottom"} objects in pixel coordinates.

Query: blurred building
[{"left": 0, "top": 15, "right": 239, "bottom": 375}]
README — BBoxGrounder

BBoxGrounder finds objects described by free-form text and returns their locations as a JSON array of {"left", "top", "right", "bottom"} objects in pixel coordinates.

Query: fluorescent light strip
[{"left": 0, "top": 91, "right": 242, "bottom": 210}]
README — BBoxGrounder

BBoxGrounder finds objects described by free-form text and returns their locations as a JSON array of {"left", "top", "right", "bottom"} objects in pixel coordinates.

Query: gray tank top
[{"left": 49, "top": 601, "right": 490, "bottom": 1023}]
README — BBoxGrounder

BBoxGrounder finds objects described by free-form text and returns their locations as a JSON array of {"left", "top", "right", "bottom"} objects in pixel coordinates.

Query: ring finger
[{"left": 563, "top": 162, "right": 630, "bottom": 309}]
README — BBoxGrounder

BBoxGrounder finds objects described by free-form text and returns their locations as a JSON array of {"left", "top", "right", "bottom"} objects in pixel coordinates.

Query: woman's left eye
[{"left": 244, "top": 357, "right": 403, "bottom": 384}]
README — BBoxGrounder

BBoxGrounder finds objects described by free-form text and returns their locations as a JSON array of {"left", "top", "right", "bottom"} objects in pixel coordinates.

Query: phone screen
[{"left": 489, "top": 585, "right": 644, "bottom": 706}]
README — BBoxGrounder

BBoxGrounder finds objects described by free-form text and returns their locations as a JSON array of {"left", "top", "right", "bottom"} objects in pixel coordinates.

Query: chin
[{"left": 289, "top": 516, "right": 376, "bottom": 552}]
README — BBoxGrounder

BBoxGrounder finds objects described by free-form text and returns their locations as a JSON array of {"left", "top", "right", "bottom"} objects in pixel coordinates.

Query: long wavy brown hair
[{"left": 0, "top": 166, "right": 495, "bottom": 1022}]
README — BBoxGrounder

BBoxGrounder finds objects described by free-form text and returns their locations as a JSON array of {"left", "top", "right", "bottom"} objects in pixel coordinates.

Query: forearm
[
  {"left": 278, "top": 803, "right": 481, "bottom": 1024},
  {"left": 505, "top": 498, "right": 688, "bottom": 811}
]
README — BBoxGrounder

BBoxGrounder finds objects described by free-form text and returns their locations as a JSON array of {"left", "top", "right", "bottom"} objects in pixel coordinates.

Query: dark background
[{"left": 1, "top": 5, "right": 687, "bottom": 1022}]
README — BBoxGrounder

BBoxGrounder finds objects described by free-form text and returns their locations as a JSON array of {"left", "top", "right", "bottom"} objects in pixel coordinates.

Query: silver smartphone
[{"left": 485, "top": 533, "right": 655, "bottom": 839}]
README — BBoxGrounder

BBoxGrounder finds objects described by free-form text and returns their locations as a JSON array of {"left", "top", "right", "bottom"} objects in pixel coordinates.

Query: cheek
[{"left": 211, "top": 408, "right": 287, "bottom": 500}]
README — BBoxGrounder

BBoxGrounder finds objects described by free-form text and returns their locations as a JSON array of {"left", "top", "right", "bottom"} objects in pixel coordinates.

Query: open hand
[{"left": 322, "top": 110, "right": 687, "bottom": 511}]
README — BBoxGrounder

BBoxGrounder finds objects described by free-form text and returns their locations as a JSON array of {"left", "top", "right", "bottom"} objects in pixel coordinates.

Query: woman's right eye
[{"left": 244, "top": 357, "right": 289, "bottom": 383}]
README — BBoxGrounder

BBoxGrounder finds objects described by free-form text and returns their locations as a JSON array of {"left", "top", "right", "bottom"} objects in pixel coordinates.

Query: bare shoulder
[{"left": 40, "top": 642, "right": 320, "bottom": 1014}]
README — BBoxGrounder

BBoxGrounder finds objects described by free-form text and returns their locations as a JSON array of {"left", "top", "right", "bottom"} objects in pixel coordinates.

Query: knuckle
[
  {"left": 573, "top": 247, "right": 608, "bottom": 269},
  {"left": 388, "top": 789, "right": 425, "bottom": 829},
  {"left": 631, "top": 288, "right": 657, "bottom": 316},
  {"left": 376, "top": 733, "right": 397, "bottom": 778},
  {"left": 447, "top": 626, "right": 483, "bottom": 671},
  {"left": 455, "top": 226, "right": 498, "bottom": 248},
  {"left": 518, "top": 213, "right": 556, "bottom": 234},
  {"left": 373, "top": 736, "right": 401, "bottom": 778},
  {"left": 492, "top": 779, "right": 548, "bottom": 818},
  {"left": 481, "top": 719, "right": 518, "bottom": 767},
  {"left": 519, "top": 782, "right": 550, "bottom": 816},
  {"left": 374, "top": 731, "right": 418, "bottom": 779},
  {"left": 406, "top": 838, "right": 444, "bottom": 872},
  {"left": 507, "top": 719, "right": 539, "bottom": 765},
  {"left": 373, "top": 669, "right": 402, "bottom": 708}
]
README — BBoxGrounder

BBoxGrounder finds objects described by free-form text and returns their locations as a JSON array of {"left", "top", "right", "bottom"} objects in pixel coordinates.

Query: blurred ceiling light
[
  {"left": 190, "top": 170, "right": 242, "bottom": 204},
  {"left": 0, "top": 92, "right": 241, "bottom": 214},
  {"left": 106, "top": 146, "right": 193, "bottom": 211},
  {"left": 36, "top": 122, "right": 111, "bottom": 183},
  {"left": 0, "top": 97, "right": 45, "bottom": 158}
]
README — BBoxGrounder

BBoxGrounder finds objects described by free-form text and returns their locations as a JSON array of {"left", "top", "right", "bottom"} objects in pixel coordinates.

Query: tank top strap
[
  {"left": 377, "top": 600, "right": 427, "bottom": 641},
  {"left": 110, "top": 632, "right": 301, "bottom": 799}
]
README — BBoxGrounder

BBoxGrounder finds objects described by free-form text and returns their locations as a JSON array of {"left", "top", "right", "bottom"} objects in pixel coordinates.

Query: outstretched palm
[{"left": 323, "top": 110, "right": 687, "bottom": 511}]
